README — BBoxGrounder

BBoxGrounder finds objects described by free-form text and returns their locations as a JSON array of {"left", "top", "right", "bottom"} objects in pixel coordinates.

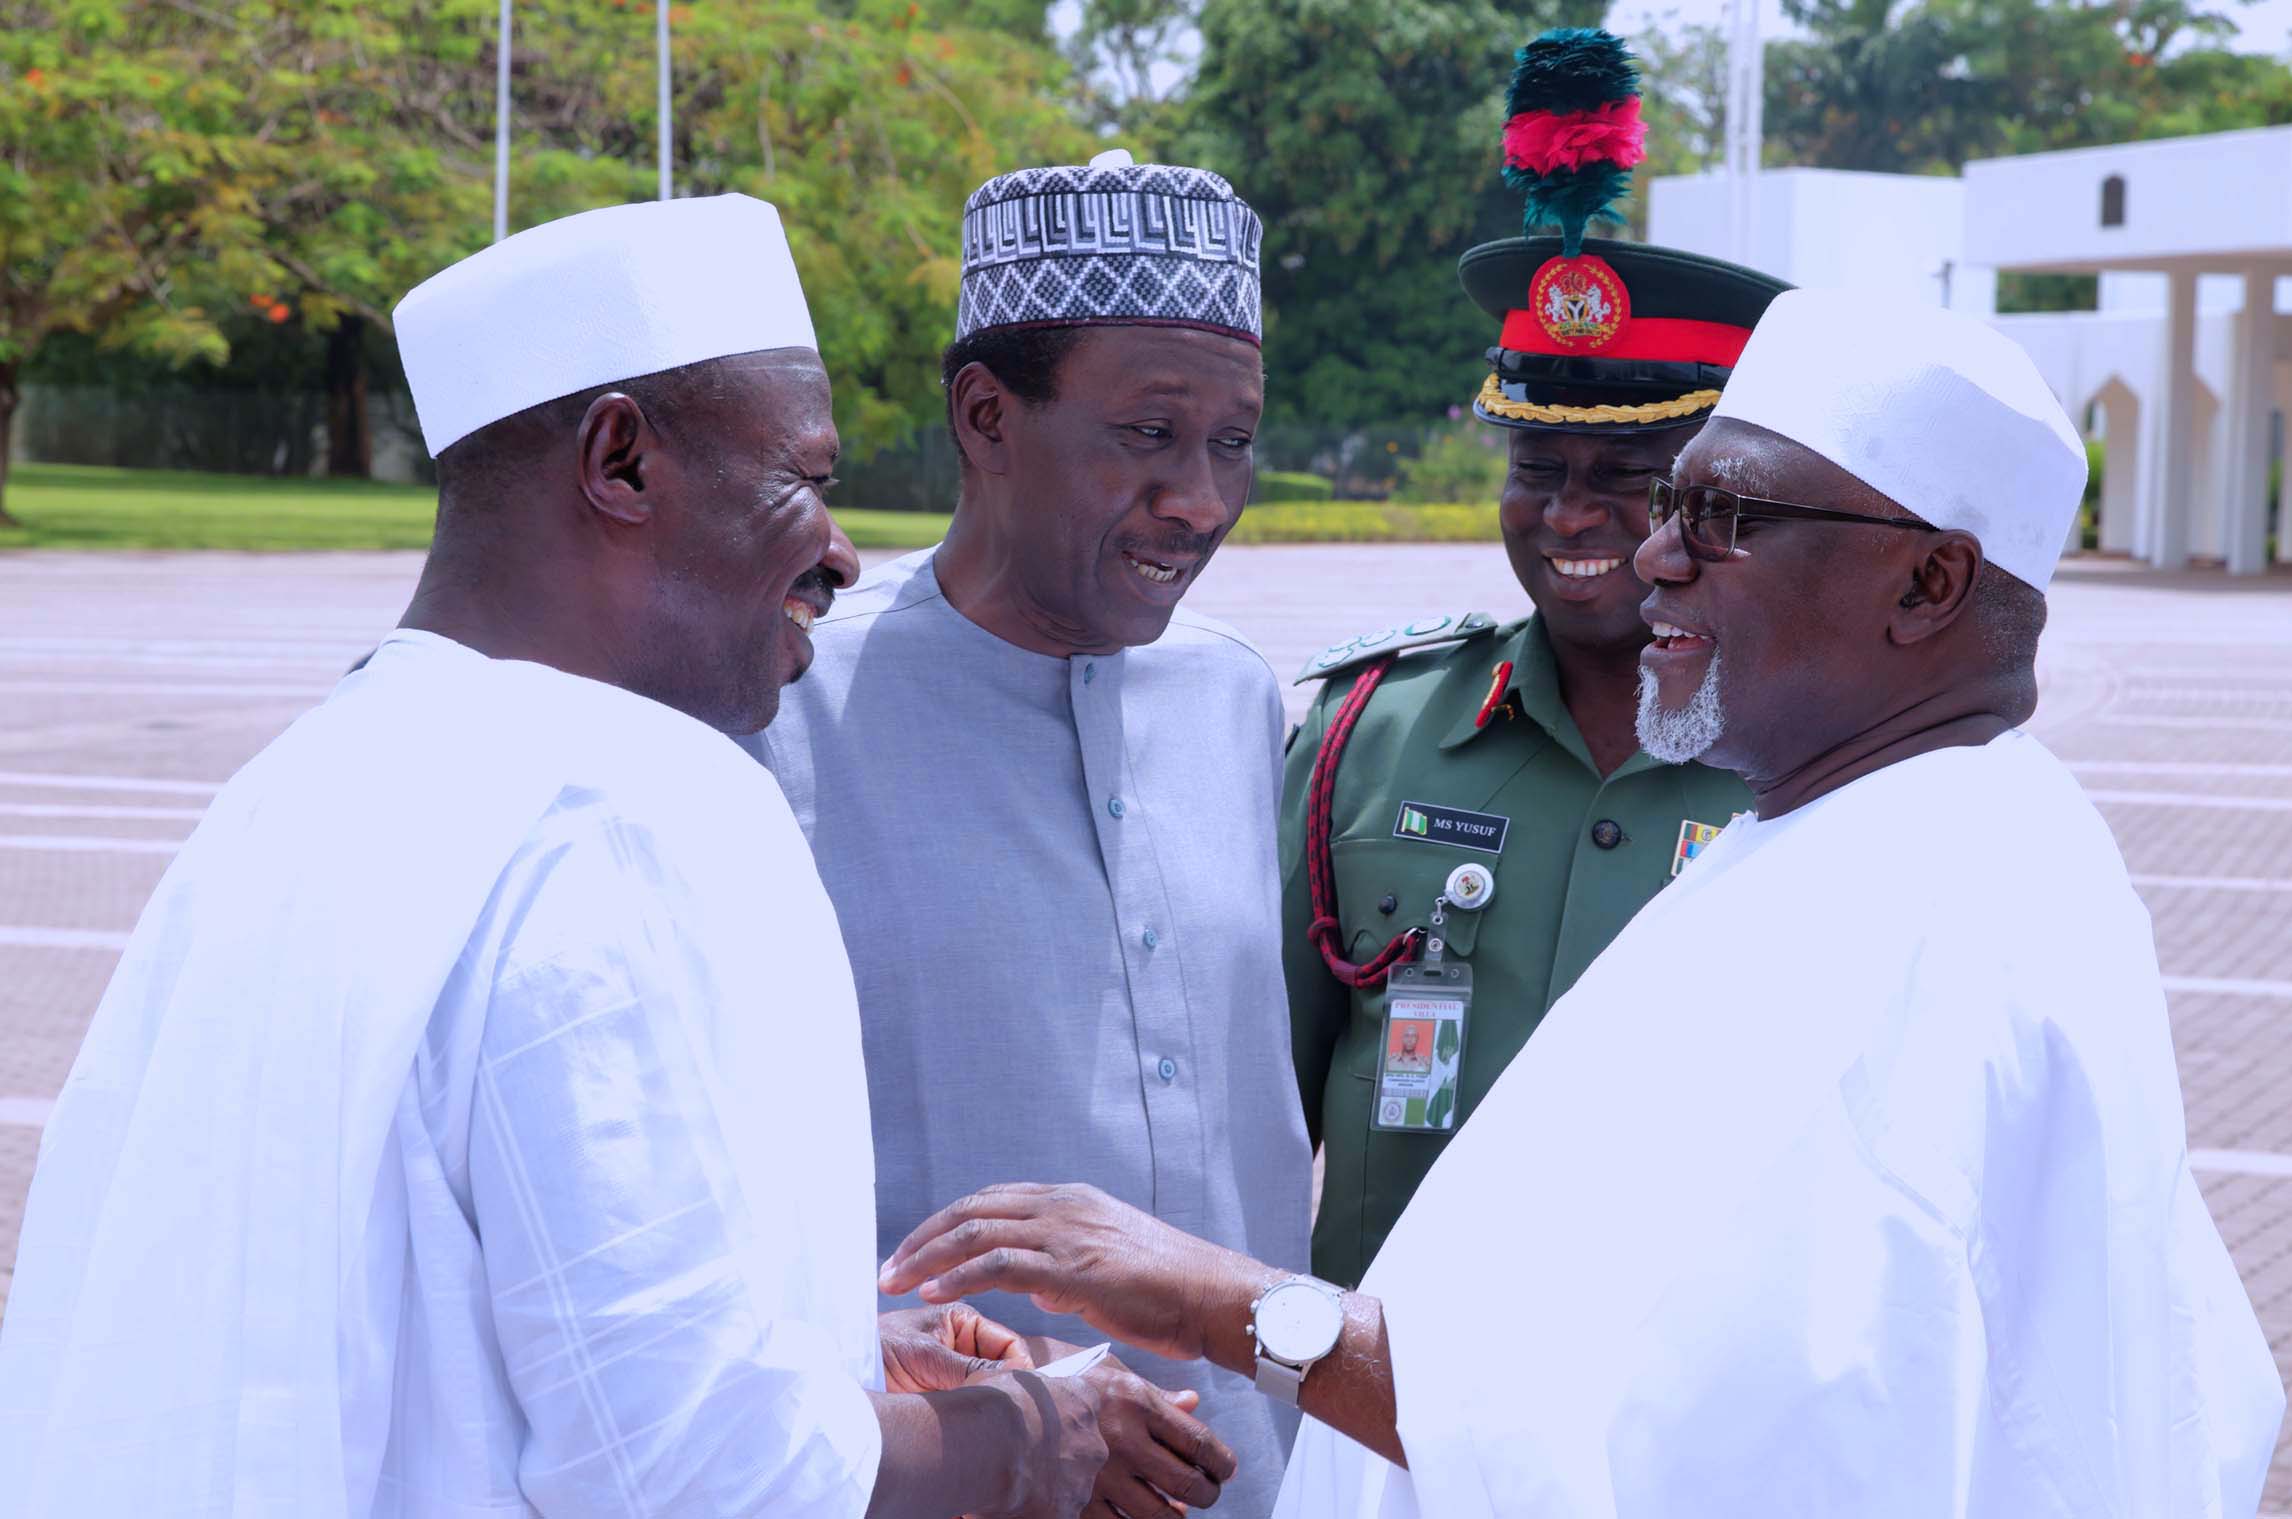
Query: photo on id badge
[{"left": 1374, "top": 966, "right": 1468, "bottom": 1133}]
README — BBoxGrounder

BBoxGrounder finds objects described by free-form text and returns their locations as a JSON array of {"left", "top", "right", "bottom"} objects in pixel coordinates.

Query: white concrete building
[{"left": 1650, "top": 132, "right": 2292, "bottom": 575}]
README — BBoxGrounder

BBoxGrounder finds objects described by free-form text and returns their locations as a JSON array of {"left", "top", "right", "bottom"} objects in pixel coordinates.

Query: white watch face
[{"left": 1257, "top": 1279, "right": 1343, "bottom": 1364}]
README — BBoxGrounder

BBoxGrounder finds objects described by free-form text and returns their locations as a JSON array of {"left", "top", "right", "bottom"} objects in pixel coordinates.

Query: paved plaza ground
[{"left": 2, "top": 544, "right": 2289, "bottom": 1503}]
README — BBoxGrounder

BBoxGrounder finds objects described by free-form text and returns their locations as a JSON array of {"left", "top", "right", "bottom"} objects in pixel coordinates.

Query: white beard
[{"left": 1636, "top": 650, "right": 1726, "bottom": 763}]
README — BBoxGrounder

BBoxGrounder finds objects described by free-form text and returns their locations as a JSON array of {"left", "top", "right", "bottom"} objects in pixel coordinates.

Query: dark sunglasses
[{"left": 1649, "top": 477, "right": 1940, "bottom": 563}]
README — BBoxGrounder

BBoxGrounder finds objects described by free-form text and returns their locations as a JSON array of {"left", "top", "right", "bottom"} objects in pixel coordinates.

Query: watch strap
[{"left": 1253, "top": 1352, "right": 1308, "bottom": 1405}]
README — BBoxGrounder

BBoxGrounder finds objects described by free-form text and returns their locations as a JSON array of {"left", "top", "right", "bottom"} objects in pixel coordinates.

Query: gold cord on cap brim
[{"left": 1474, "top": 375, "right": 1722, "bottom": 426}]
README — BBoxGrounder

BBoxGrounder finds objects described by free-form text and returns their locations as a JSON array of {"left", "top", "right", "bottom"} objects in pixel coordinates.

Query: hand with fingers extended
[
  {"left": 878, "top": 1182, "right": 1277, "bottom": 1368},
  {"left": 1023, "top": 1336, "right": 1237, "bottom": 1517},
  {"left": 878, "top": 1303, "right": 1035, "bottom": 1394}
]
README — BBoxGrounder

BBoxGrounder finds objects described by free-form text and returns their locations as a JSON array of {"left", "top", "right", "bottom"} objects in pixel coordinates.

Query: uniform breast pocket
[{"left": 1328, "top": 836, "right": 1493, "bottom": 1077}]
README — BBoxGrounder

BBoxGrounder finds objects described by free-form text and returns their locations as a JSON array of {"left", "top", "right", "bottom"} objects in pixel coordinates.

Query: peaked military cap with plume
[{"left": 1463, "top": 28, "right": 1790, "bottom": 434}]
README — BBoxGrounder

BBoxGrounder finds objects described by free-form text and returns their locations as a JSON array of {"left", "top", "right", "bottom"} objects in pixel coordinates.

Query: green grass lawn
[
  {"left": 0, "top": 463, "right": 954, "bottom": 552},
  {"left": 0, "top": 463, "right": 1497, "bottom": 550}
]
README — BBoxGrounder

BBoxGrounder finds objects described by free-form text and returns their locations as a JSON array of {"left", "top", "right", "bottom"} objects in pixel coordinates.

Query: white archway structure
[
  {"left": 1964, "top": 128, "right": 2292, "bottom": 575},
  {"left": 1651, "top": 135, "right": 2291, "bottom": 577},
  {"left": 2085, "top": 377, "right": 2140, "bottom": 555}
]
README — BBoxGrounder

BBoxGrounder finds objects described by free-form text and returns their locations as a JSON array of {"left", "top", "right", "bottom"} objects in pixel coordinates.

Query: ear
[
  {"left": 575, "top": 393, "right": 653, "bottom": 527},
  {"left": 949, "top": 361, "right": 1014, "bottom": 477},
  {"left": 1887, "top": 530, "right": 1982, "bottom": 646}
]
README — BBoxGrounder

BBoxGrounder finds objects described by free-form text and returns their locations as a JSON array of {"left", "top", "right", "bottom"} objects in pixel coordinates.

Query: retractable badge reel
[{"left": 1372, "top": 895, "right": 1471, "bottom": 1133}]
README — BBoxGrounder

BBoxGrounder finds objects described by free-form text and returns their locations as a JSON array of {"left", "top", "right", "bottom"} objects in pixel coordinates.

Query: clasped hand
[{"left": 877, "top": 1287, "right": 1237, "bottom": 1517}]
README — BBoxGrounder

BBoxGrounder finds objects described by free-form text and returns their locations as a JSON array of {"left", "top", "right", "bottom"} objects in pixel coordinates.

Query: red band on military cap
[{"left": 1498, "top": 310, "right": 1751, "bottom": 366}]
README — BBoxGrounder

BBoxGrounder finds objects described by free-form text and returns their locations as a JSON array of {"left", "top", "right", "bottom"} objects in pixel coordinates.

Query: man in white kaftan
[
  {"left": 0, "top": 197, "right": 1106, "bottom": 1519},
  {"left": 1275, "top": 726, "right": 2284, "bottom": 1516},
  {"left": 875, "top": 288, "right": 2285, "bottom": 1518},
  {"left": 0, "top": 629, "right": 886, "bottom": 1515}
]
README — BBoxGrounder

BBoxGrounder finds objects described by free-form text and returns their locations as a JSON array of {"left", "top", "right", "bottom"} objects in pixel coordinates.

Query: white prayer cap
[
  {"left": 394, "top": 195, "right": 818, "bottom": 457},
  {"left": 1709, "top": 288, "right": 2085, "bottom": 591}
]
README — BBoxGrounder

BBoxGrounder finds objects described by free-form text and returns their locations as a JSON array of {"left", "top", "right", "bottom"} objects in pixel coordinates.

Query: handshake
[
  {"left": 873, "top": 1182, "right": 1328, "bottom": 1519},
  {"left": 876, "top": 1305, "right": 1232, "bottom": 1519}
]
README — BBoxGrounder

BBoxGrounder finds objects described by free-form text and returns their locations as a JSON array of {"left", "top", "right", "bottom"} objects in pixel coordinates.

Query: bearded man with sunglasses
[
  {"left": 1282, "top": 27, "right": 1788, "bottom": 1290},
  {"left": 872, "top": 288, "right": 2283, "bottom": 1518}
]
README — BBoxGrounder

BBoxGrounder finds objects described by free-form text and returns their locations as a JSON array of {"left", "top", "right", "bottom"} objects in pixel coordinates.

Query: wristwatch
[{"left": 1249, "top": 1274, "right": 1345, "bottom": 1404}]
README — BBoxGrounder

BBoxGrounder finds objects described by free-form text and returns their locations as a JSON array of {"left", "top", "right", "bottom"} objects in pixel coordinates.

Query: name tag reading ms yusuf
[{"left": 1372, "top": 962, "right": 1470, "bottom": 1133}]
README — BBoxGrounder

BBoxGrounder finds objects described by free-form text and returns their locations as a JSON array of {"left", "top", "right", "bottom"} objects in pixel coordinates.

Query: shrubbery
[
  {"left": 1393, "top": 430, "right": 1506, "bottom": 505},
  {"left": 1254, "top": 469, "right": 1335, "bottom": 503}
]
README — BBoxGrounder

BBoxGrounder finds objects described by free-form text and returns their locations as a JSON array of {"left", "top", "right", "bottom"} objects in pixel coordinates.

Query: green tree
[
  {"left": 1763, "top": 0, "right": 2292, "bottom": 175},
  {"left": 197, "top": 0, "right": 1086, "bottom": 473},
  {"left": 186, "top": 0, "right": 495, "bottom": 477},
  {"left": 5, "top": 0, "right": 514, "bottom": 502},
  {"left": 1178, "top": 0, "right": 1605, "bottom": 432},
  {"left": 1761, "top": 0, "right": 1996, "bottom": 173},
  {"left": 1069, "top": 0, "right": 1198, "bottom": 139},
  {"left": 9, "top": 0, "right": 1087, "bottom": 507},
  {"left": 413, "top": 0, "right": 1094, "bottom": 452},
  {"left": 0, "top": 0, "right": 285, "bottom": 521}
]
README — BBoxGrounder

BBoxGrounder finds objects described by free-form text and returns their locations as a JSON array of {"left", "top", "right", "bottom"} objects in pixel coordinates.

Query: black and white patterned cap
[{"left": 957, "top": 149, "right": 1263, "bottom": 344}]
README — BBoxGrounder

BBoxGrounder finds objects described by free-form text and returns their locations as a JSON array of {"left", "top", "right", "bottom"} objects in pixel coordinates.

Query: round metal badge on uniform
[{"left": 1443, "top": 861, "right": 1496, "bottom": 911}]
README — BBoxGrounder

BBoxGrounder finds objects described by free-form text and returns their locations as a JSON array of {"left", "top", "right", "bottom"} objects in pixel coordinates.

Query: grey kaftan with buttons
[{"left": 746, "top": 548, "right": 1311, "bottom": 1518}]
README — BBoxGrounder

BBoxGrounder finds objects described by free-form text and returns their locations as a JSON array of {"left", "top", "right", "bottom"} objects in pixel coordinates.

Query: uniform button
[
  {"left": 1142, "top": 927, "right": 1160, "bottom": 949},
  {"left": 1083, "top": 662, "right": 1097, "bottom": 684},
  {"left": 1591, "top": 819, "right": 1623, "bottom": 849},
  {"left": 1377, "top": 894, "right": 1398, "bottom": 916},
  {"left": 1157, "top": 1057, "right": 1177, "bottom": 1082},
  {"left": 1107, "top": 796, "right": 1126, "bottom": 818}
]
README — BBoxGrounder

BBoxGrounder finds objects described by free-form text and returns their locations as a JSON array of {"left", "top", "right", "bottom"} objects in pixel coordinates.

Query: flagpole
[
  {"left": 1723, "top": 0, "right": 1763, "bottom": 266},
  {"left": 657, "top": 0, "right": 673, "bottom": 200},
  {"left": 493, "top": 0, "right": 512, "bottom": 241}
]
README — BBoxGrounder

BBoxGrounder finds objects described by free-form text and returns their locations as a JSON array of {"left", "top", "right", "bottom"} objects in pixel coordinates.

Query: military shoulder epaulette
[{"left": 1293, "top": 612, "right": 1502, "bottom": 685}]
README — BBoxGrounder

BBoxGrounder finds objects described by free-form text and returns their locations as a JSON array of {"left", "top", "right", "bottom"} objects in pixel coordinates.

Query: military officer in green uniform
[{"left": 1281, "top": 28, "right": 1792, "bottom": 1286}]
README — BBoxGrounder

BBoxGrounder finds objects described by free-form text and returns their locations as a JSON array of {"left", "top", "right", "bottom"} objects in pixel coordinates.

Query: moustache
[
  {"left": 789, "top": 564, "right": 840, "bottom": 601},
  {"left": 1114, "top": 528, "right": 1220, "bottom": 562}
]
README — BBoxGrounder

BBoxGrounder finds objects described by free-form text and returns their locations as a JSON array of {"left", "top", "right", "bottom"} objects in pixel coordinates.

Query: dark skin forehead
[
  {"left": 678, "top": 348, "right": 839, "bottom": 473},
  {"left": 1511, "top": 423, "right": 1698, "bottom": 472},
  {"left": 1669, "top": 420, "right": 1933, "bottom": 633},
  {"left": 1051, "top": 325, "right": 1265, "bottom": 419}
]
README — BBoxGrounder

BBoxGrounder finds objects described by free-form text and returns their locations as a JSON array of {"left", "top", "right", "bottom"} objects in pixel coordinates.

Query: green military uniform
[
  {"left": 1280, "top": 613, "right": 1750, "bottom": 1285},
  {"left": 1277, "top": 25, "right": 1790, "bottom": 1286}
]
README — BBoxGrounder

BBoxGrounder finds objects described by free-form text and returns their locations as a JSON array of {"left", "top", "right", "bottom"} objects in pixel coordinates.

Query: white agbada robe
[
  {"left": 1277, "top": 731, "right": 2284, "bottom": 1518},
  {"left": 0, "top": 630, "right": 884, "bottom": 1518}
]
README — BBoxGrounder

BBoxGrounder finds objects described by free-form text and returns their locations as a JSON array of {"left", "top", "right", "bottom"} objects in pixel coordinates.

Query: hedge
[{"left": 1253, "top": 470, "right": 1335, "bottom": 503}]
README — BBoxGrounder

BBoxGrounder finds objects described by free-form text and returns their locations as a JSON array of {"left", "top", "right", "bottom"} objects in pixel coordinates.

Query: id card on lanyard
[{"left": 1372, "top": 897, "right": 1470, "bottom": 1133}]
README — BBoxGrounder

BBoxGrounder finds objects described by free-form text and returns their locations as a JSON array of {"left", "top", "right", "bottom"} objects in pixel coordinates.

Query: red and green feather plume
[{"left": 1500, "top": 28, "right": 1648, "bottom": 257}]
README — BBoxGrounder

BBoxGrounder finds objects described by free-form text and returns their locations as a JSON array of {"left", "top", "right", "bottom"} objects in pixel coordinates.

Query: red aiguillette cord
[{"left": 1304, "top": 655, "right": 1423, "bottom": 989}]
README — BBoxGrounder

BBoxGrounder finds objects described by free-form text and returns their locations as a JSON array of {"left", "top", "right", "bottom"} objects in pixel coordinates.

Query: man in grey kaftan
[
  {"left": 749, "top": 149, "right": 1310, "bottom": 1516},
  {"left": 749, "top": 545, "right": 1310, "bottom": 1517}
]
